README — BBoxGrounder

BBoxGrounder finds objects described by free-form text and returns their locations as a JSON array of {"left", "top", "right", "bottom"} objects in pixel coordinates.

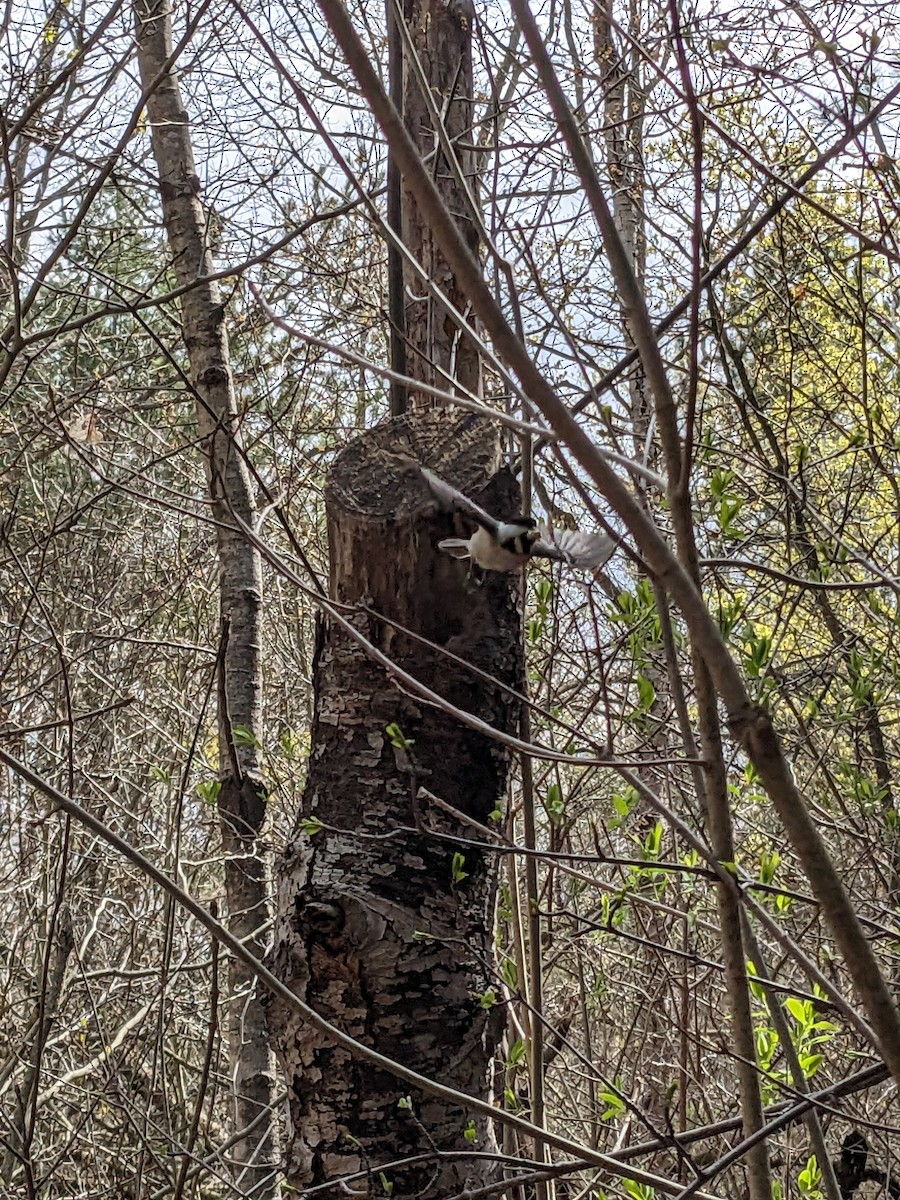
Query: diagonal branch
[{"left": 313, "top": 0, "right": 900, "bottom": 1089}]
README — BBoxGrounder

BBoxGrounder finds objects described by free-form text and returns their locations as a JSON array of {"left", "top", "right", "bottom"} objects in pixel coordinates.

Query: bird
[{"left": 414, "top": 464, "right": 615, "bottom": 574}]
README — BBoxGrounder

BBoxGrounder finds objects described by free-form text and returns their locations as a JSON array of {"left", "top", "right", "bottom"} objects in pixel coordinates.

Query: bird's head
[
  {"left": 494, "top": 515, "right": 539, "bottom": 546},
  {"left": 510, "top": 517, "right": 541, "bottom": 546}
]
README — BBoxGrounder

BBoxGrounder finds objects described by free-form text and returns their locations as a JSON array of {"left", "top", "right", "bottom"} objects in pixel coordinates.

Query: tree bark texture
[
  {"left": 400, "top": 0, "right": 482, "bottom": 402},
  {"left": 267, "top": 409, "right": 521, "bottom": 1197},
  {"left": 133, "top": 4, "right": 275, "bottom": 1193}
]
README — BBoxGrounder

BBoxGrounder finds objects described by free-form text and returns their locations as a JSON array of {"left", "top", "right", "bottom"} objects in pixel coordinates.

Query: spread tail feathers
[{"left": 437, "top": 538, "right": 472, "bottom": 560}]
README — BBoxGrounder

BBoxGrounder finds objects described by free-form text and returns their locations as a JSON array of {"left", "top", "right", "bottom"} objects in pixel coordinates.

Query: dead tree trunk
[
  {"left": 133, "top": 4, "right": 275, "bottom": 1194},
  {"left": 267, "top": 409, "right": 520, "bottom": 1196}
]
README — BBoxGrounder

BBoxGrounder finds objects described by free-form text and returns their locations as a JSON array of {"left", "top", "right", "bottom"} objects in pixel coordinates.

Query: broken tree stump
[{"left": 267, "top": 408, "right": 525, "bottom": 1196}]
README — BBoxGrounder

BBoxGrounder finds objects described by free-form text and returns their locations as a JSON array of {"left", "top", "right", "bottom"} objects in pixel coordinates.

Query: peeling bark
[{"left": 267, "top": 410, "right": 519, "bottom": 1196}]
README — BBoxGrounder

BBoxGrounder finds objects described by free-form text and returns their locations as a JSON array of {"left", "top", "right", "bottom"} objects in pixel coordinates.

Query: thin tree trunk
[
  {"left": 400, "top": 0, "right": 481, "bottom": 402},
  {"left": 595, "top": 5, "right": 769, "bottom": 1190},
  {"left": 595, "top": 0, "right": 676, "bottom": 1127},
  {"left": 386, "top": 0, "right": 408, "bottom": 415},
  {"left": 595, "top": 0, "right": 649, "bottom": 452},
  {"left": 133, "top": 4, "right": 275, "bottom": 1194},
  {"left": 653, "top": 6, "right": 770, "bottom": 1191}
]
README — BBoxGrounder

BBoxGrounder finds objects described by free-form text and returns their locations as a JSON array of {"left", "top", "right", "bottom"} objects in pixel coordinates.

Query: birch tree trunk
[{"left": 133, "top": 4, "right": 276, "bottom": 1194}]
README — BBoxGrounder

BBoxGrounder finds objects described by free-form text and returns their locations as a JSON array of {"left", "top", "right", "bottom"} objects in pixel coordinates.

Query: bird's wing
[
  {"left": 437, "top": 538, "right": 472, "bottom": 559},
  {"left": 532, "top": 527, "right": 614, "bottom": 569},
  {"left": 416, "top": 465, "right": 500, "bottom": 535},
  {"left": 415, "top": 461, "right": 613, "bottom": 569}
]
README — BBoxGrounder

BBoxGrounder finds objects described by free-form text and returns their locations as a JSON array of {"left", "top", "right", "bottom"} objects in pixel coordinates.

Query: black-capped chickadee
[{"left": 414, "top": 464, "right": 615, "bottom": 573}]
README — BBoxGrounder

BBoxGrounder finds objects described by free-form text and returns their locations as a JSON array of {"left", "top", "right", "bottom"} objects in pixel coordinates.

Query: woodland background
[{"left": 3, "top": 0, "right": 900, "bottom": 1196}]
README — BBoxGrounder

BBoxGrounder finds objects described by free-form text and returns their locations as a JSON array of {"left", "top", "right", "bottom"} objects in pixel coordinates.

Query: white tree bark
[{"left": 133, "top": 3, "right": 276, "bottom": 1193}]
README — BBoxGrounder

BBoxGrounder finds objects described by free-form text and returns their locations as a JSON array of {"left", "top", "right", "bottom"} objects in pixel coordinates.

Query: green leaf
[
  {"left": 545, "top": 782, "right": 565, "bottom": 824},
  {"left": 300, "top": 816, "right": 323, "bottom": 837},
  {"left": 279, "top": 728, "right": 307, "bottom": 760},
  {"left": 598, "top": 1086, "right": 626, "bottom": 1121},
  {"left": 623, "top": 1178, "right": 654, "bottom": 1200},
  {"left": 636, "top": 674, "right": 656, "bottom": 713},
  {"left": 231, "top": 724, "right": 262, "bottom": 749},
  {"left": 502, "top": 957, "right": 518, "bottom": 989},
  {"left": 759, "top": 850, "right": 780, "bottom": 884},
  {"left": 196, "top": 778, "right": 221, "bottom": 805},
  {"left": 718, "top": 496, "right": 744, "bottom": 533},
  {"left": 785, "top": 997, "right": 809, "bottom": 1026},
  {"left": 534, "top": 577, "right": 553, "bottom": 605},
  {"left": 800, "top": 1052, "right": 824, "bottom": 1078},
  {"left": 798, "top": 1153, "right": 821, "bottom": 1194},
  {"left": 746, "top": 961, "right": 765, "bottom": 1002},
  {"left": 385, "top": 722, "right": 414, "bottom": 750},
  {"left": 507, "top": 1037, "right": 527, "bottom": 1068},
  {"left": 742, "top": 627, "right": 772, "bottom": 677},
  {"left": 611, "top": 786, "right": 638, "bottom": 822},
  {"left": 641, "top": 822, "right": 662, "bottom": 860},
  {"left": 755, "top": 1025, "right": 778, "bottom": 1068},
  {"left": 709, "top": 468, "right": 736, "bottom": 500},
  {"left": 451, "top": 852, "right": 468, "bottom": 884}
]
